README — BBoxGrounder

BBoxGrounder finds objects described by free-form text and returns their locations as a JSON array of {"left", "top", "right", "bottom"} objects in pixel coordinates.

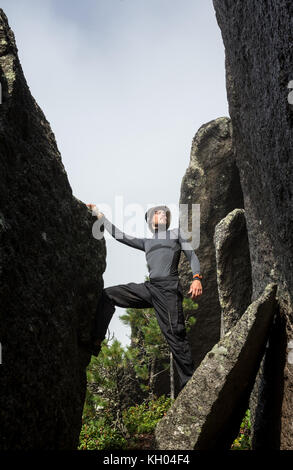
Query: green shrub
[
  {"left": 78, "top": 394, "right": 174, "bottom": 450},
  {"left": 231, "top": 409, "right": 251, "bottom": 450},
  {"left": 79, "top": 414, "right": 128, "bottom": 450},
  {"left": 122, "top": 394, "right": 174, "bottom": 435}
]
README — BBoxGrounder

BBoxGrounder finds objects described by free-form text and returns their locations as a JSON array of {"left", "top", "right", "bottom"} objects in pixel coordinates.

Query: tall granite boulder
[
  {"left": 0, "top": 9, "right": 106, "bottom": 449},
  {"left": 213, "top": 208, "right": 252, "bottom": 336},
  {"left": 154, "top": 283, "right": 278, "bottom": 450},
  {"left": 179, "top": 117, "right": 244, "bottom": 370},
  {"left": 213, "top": 0, "right": 293, "bottom": 449}
]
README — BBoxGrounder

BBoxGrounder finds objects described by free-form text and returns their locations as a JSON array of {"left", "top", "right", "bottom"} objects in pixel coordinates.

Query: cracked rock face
[
  {"left": 0, "top": 9, "right": 106, "bottom": 449},
  {"left": 214, "top": 208, "right": 252, "bottom": 335},
  {"left": 154, "top": 283, "right": 278, "bottom": 450},
  {"left": 213, "top": 0, "right": 293, "bottom": 449},
  {"left": 179, "top": 117, "right": 244, "bottom": 370}
]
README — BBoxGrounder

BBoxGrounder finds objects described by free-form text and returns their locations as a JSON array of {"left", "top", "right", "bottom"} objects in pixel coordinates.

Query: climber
[{"left": 86, "top": 203, "right": 203, "bottom": 392}]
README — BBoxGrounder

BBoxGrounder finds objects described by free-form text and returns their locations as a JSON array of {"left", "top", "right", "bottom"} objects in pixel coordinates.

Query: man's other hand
[
  {"left": 86, "top": 204, "right": 104, "bottom": 219},
  {"left": 188, "top": 279, "right": 202, "bottom": 300}
]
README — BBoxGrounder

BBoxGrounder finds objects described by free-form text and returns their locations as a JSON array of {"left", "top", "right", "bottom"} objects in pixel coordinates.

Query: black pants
[{"left": 93, "top": 275, "right": 195, "bottom": 390}]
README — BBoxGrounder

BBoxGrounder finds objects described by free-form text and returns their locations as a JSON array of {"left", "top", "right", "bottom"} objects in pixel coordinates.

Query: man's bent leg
[
  {"left": 92, "top": 281, "right": 153, "bottom": 352},
  {"left": 105, "top": 281, "right": 153, "bottom": 309}
]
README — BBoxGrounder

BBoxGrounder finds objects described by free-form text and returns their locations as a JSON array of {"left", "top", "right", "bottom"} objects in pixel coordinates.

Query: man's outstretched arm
[
  {"left": 87, "top": 204, "right": 145, "bottom": 251},
  {"left": 101, "top": 214, "right": 145, "bottom": 251}
]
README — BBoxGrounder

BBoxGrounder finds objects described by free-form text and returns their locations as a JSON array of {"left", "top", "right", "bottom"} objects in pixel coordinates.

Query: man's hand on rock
[
  {"left": 86, "top": 204, "right": 104, "bottom": 219},
  {"left": 188, "top": 279, "right": 202, "bottom": 300}
]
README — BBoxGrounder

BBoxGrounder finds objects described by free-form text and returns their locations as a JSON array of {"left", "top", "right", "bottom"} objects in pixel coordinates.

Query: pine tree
[
  {"left": 85, "top": 334, "right": 132, "bottom": 439},
  {"left": 121, "top": 302, "right": 170, "bottom": 400}
]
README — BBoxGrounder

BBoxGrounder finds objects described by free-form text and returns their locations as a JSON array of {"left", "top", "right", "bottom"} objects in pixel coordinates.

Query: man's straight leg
[{"left": 146, "top": 278, "right": 196, "bottom": 391}]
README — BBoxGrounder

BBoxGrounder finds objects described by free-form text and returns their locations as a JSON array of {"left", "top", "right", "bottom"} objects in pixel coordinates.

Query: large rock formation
[
  {"left": 214, "top": 208, "right": 252, "bottom": 336},
  {"left": 179, "top": 117, "right": 244, "bottom": 370},
  {"left": 154, "top": 283, "right": 278, "bottom": 450},
  {"left": 0, "top": 9, "right": 105, "bottom": 449},
  {"left": 213, "top": 0, "right": 293, "bottom": 449}
]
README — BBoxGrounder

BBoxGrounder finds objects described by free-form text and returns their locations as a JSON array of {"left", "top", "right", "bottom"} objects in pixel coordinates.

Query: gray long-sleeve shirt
[{"left": 101, "top": 215, "right": 200, "bottom": 280}]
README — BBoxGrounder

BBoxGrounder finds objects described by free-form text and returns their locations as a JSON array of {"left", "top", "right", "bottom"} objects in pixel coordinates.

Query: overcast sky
[{"left": 2, "top": 0, "right": 229, "bottom": 346}]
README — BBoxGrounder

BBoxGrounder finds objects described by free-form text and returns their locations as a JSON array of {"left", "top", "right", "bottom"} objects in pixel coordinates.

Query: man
[{"left": 86, "top": 203, "right": 203, "bottom": 392}]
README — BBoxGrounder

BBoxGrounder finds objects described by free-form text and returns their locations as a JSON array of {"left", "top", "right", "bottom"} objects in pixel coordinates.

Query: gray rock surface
[
  {"left": 0, "top": 9, "right": 106, "bottom": 449},
  {"left": 214, "top": 208, "right": 252, "bottom": 336},
  {"left": 154, "top": 283, "right": 278, "bottom": 450},
  {"left": 179, "top": 117, "right": 244, "bottom": 370},
  {"left": 213, "top": 0, "right": 293, "bottom": 449}
]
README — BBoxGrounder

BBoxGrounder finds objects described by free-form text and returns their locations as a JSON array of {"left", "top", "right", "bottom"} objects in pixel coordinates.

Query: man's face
[{"left": 152, "top": 209, "right": 167, "bottom": 227}]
